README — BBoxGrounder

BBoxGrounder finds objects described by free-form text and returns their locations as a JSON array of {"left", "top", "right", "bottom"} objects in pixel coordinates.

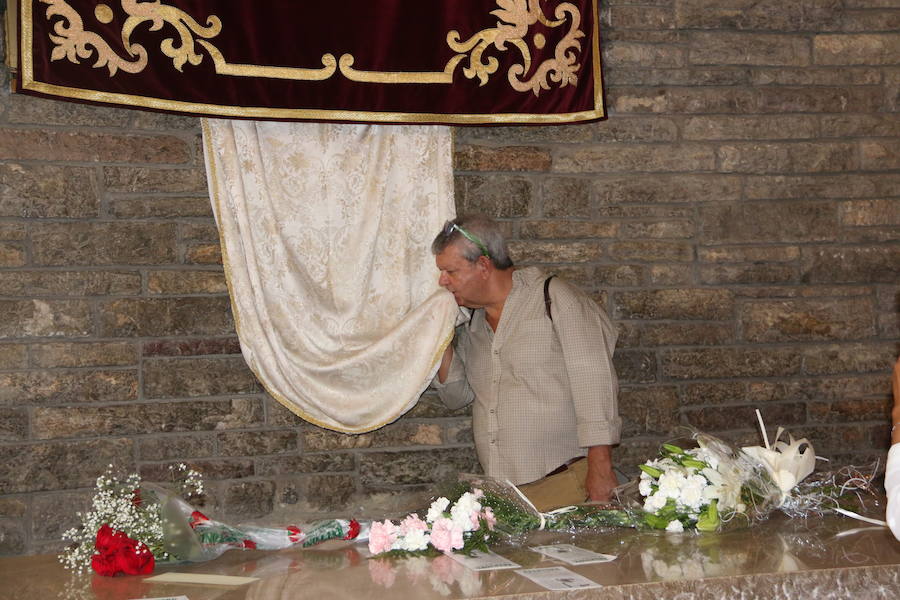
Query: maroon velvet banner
[{"left": 16, "top": 0, "right": 604, "bottom": 124}]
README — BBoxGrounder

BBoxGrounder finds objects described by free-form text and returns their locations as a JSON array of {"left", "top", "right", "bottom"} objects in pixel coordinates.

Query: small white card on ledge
[
  {"left": 515, "top": 566, "right": 601, "bottom": 591},
  {"left": 530, "top": 543, "right": 617, "bottom": 565},
  {"left": 449, "top": 549, "right": 521, "bottom": 571}
]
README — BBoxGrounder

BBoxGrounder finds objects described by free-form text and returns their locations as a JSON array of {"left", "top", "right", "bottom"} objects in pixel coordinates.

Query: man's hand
[{"left": 585, "top": 445, "right": 617, "bottom": 502}]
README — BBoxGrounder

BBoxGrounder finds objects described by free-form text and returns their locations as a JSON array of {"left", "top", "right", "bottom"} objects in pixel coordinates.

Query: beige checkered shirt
[{"left": 434, "top": 267, "right": 620, "bottom": 485}]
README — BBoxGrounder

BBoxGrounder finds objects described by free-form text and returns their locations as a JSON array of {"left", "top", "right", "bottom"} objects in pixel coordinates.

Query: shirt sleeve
[
  {"left": 550, "top": 282, "right": 622, "bottom": 448},
  {"left": 431, "top": 327, "right": 475, "bottom": 410}
]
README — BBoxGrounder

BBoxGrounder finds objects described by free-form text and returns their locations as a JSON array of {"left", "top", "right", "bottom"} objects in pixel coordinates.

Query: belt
[{"left": 545, "top": 456, "right": 584, "bottom": 478}]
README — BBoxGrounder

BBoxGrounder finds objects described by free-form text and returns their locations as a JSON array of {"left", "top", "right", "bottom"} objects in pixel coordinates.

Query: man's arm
[
  {"left": 437, "top": 344, "right": 454, "bottom": 384},
  {"left": 550, "top": 283, "right": 622, "bottom": 492},
  {"left": 432, "top": 333, "right": 475, "bottom": 410},
  {"left": 585, "top": 445, "right": 617, "bottom": 502}
]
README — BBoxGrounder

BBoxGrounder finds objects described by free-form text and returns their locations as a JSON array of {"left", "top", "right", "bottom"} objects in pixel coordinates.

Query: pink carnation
[
  {"left": 399, "top": 514, "right": 428, "bottom": 535},
  {"left": 368, "top": 519, "right": 399, "bottom": 555},
  {"left": 482, "top": 507, "right": 496, "bottom": 531},
  {"left": 429, "top": 517, "right": 464, "bottom": 554}
]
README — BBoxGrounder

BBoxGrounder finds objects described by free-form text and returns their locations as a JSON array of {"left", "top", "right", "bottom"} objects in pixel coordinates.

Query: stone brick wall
[{"left": 1, "top": 2, "right": 899, "bottom": 557}]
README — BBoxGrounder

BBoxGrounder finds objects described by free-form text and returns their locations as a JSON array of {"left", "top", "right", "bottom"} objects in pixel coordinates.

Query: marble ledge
[{"left": 1, "top": 512, "right": 900, "bottom": 599}]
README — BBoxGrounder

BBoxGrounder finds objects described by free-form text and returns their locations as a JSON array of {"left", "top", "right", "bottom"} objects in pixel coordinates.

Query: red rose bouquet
[
  {"left": 60, "top": 464, "right": 364, "bottom": 576},
  {"left": 60, "top": 464, "right": 203, "bottom": 576},
  {"left": 91, "top": 525, "right": 155, "bottom": 576}
]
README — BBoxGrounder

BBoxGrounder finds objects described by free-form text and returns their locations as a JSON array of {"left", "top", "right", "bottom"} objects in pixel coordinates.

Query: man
[{"left": 431, "top": 214, "right": 621, "bottom": 504}]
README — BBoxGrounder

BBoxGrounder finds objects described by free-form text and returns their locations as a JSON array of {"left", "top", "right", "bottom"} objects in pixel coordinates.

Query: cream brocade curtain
[{"left": 202, "top": 119, "right": 459, "bottom": 433}]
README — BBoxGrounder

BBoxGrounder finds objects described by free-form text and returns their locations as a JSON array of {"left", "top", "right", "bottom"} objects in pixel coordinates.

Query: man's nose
[{"left": 438, "top": 272, "right": 449, "bottom": 286}]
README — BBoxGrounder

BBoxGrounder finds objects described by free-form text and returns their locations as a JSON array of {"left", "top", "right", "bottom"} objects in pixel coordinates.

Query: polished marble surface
[{"left": 3, "top": 513, "right": 900, "bottom": 599}]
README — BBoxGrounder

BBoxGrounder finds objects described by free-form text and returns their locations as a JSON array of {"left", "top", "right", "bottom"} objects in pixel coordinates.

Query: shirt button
[{"left": 489, "top": 409, "right": 495, "bottom": 414}]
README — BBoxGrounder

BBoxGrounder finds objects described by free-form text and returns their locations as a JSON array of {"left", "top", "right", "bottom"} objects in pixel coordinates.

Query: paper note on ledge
[
  {"left": 449, "top": 549, "right": 521, "bottom": 570},
  {"left": 530, "top": 544, "right": 617, "bottom": 565},
  {"left": 516, "top": 566, "right": 601, "bottom": 591},
  {"left": 143, "top": 573, "right": 259, "bottom": 586}
]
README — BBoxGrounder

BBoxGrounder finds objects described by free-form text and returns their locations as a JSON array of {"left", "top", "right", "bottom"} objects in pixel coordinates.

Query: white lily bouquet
[
  {"left": 624, "top": 415, "right": 876, "bottom": 533},
  {"left": 635, "top": 436, "right": 766, "bottom": 533}
]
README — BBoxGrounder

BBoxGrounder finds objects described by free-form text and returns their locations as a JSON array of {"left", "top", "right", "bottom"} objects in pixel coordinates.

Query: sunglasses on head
[{"left": 443, "top": 221, "right": 490, "bottom": 258}]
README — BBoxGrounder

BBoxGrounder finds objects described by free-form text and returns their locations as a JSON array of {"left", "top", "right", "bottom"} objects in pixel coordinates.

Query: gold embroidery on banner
[
  {"left": 327, "top": 0, "right": 586, "bottom": 94},
  {"left": 338, "top": 53, "right": 466, "bottom": 84},
  {"left": 94, "top": 4, "right": 113, "bottom": 24},
  {"left": 35, "top": 0, "right": 588, "bottom": 96},
  {"left": 41, "top": 0, "right": 148, "bottom": 74},
  {"left": 40, "top": 0, "right": 336, "bottom": 81},
  {"left": 198, "top": 41, "right": 337, "bottom": 81},
  {"left": 448, "top": 0, "right": 584, "bottom": 95},
  {"left": 507, "top": 2, "right": 583, "bottom": 95},
  {"left": 118, "top": 0, "right": 221, "bottom": 72}
]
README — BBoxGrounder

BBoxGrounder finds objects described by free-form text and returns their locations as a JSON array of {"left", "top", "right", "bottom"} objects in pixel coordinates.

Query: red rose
[
  {"left": 112, "top": 540, "right": 155, "bottom": 575},
  {"left": 242, "top": 539, "right": 257, "bottom": 549},
  {"left": 91, "top": 552, "right": 120, "bottom": 577},
  {"left": 287, "top": 526, "right": 303, "bottom": 543},
  {"left": 344, "top": 519, "right": 361, "bottom": 540},
  {"left": 91, "top": 524, "right": 155, "bottom": 577},
  {"left": 189, "top": 511, "right": 210, "bottom": 529},
  {"left": 94, "top": 524, "right": 120, "bottom": 554}
]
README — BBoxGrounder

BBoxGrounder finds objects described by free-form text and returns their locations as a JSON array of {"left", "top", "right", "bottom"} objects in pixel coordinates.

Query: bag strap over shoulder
[{"left": 544, "top": 275, "right": 555, "bottom": 321}]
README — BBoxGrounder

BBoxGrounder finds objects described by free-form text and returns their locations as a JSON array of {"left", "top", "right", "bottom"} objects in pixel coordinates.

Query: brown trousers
[{"left": 518, "top": 457, "right": 588, "bottom": 512}]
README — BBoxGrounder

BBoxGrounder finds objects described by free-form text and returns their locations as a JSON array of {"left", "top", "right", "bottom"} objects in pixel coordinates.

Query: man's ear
[{"left": 476, "top": 255, "right": 493, "bottom": 275}]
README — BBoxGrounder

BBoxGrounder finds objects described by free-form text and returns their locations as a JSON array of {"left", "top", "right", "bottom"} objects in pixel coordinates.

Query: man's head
[{"left": 431, "top": 215, "right": 513, "bottom": 308}]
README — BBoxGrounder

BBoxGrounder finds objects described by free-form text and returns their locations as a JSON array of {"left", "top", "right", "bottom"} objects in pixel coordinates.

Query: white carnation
[
  {"left": 665, "top": 520, "right": 684, "bottom": 533},
  {"left": 657, "top": 471, "right": 687, "bottom": 500},
  {"left": 426, "top": 497, "right": 450, "bottom": 523},
  {"left": 450, "top": 492, "right": 481, "bottom": 532},
  {"left": 396, "top": 529, "right": 430, "bottom": 552},
  {"left": 678, "top": 474, "right": 708, "bottom": 511},
  {"left": 639, "top": 478, "right": 653, "bottom": 497},
  {"left": 643, "top": 492, "right": 667, "bottom": 513}
]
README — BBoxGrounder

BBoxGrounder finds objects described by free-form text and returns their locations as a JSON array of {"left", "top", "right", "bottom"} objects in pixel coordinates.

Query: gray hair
[{"left": 431, "top": 214, "right": 514, "bottom": 270}]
